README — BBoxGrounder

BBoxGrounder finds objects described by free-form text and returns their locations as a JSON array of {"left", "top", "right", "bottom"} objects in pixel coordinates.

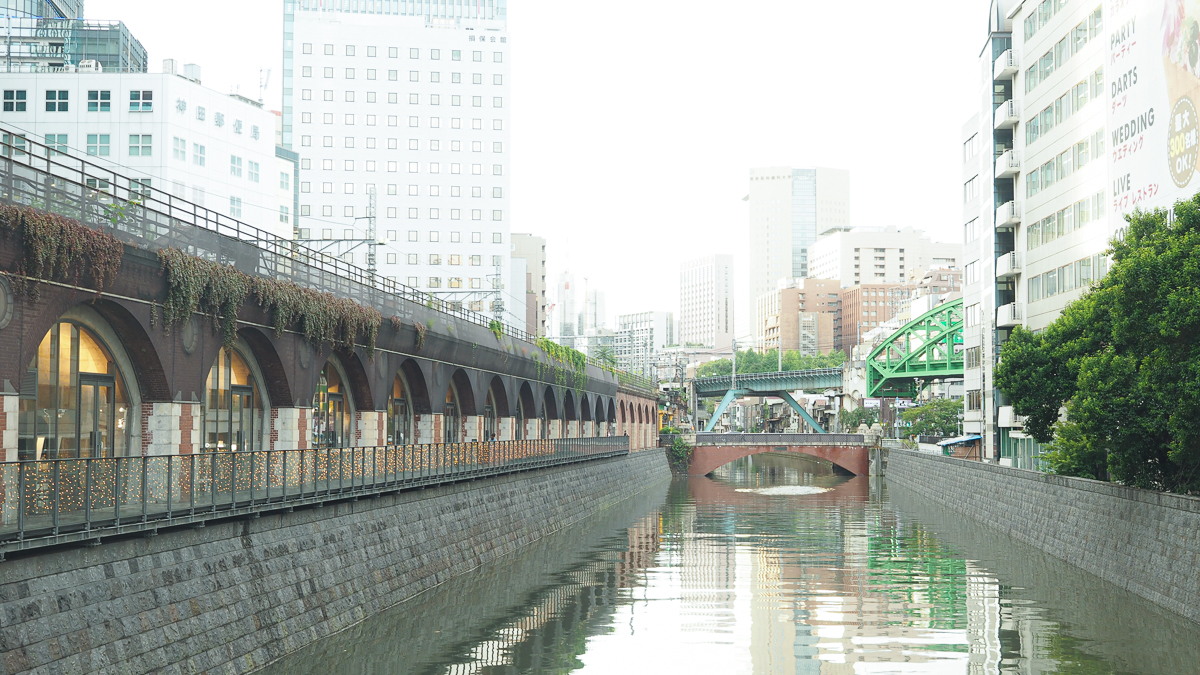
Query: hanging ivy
[
  {"left": 488, "top": 319, "right": 504, "bottom": 340},
  {"left": 536, "top": 336, "right": 588, "bottom": 391},
  {"left": 0, "top": 203, "right": 123, "bottom": 299},
  {"left": 414, "top": 321, "right": 427, "bottom": 350},
  {"left": 390, "top": 315, "right": 403, "bottom": 333},
  {"left": 158, "top": 247, "right": 381, "bottom": 354}
]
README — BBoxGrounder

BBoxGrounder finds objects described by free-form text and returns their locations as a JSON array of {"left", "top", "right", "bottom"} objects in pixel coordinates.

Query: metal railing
[
  {"left": 694, "top": 368, "right": 845, "bottom": 387},
  {"left": 0, "top": 128, "right": 658, "bottom": 394},
  {"left": 0, "top": 436, "right": 629, "bottom": 557},
  {"left": 694, "top": 432, "right": 866, "bottom": 446}
]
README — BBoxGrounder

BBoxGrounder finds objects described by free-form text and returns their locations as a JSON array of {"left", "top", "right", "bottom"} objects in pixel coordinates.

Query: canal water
[{"left": 260, "top": 454, "right": 1200, "bottom": 674}]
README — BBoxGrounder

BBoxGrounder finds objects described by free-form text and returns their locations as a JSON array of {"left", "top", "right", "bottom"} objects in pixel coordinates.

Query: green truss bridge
[{"left": 694, "top": 298, "right": 964, "bottom": 432}]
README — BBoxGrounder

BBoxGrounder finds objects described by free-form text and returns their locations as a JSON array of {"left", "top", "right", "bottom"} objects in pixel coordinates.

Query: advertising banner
[{"left": 1108, "top": 0, "right": 1200, "bottom": 230}]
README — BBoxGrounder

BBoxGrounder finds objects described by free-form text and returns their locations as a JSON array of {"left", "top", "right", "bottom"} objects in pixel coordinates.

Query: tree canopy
[
  {"left": 900, "top": 398, "right": 962, "bottom": 438},
  {"left": 995, "top": 196, "right": 1200, "bottom": 493},
  {"left": 696, "top": 350, "right": 845, "bottom": 378},
  {"left": 840, "top": 406, "right": 878, "bottom": 431}
]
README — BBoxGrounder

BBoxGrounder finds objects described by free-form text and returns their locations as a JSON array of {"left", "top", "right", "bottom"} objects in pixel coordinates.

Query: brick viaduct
[{"left": 0, "top": 238, "right": 660, "bottom": 460}]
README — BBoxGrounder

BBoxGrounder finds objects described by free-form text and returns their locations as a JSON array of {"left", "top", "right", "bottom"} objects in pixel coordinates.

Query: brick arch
[
  {"left": 398, "top": 358, "right": 432, "bottom": 414},
  {"left": 580, "top": 392, "right": 592, "bottom": 421},
  {"left": 562, "top": 389, "right": 577, "bottom": 421},
  {"left": 87, "top": 299, "right": 171, "bottom": 402},
  {"left": 448, "top": 368, "right": 476, "bottom": 414},
  {"left": 336, "top": 350, "right": 375, "bottom": 411},
  {"left": 485, "top": 374, "right": 510, "bottom": 417},
  {"left": 542, "top": 385, "right": 559, "bottom": 419},
  {"left": 688, "top": 443, "right": 869, "bottom": 476},
  {"left": 237, "top": 327, "right": 292, "bottom": 407},
  {"left": 517, "top": 380, "right": 536, "bottom": 419},
  {"left": 607, "top": 398, "right": 616, "bottom": 423}
]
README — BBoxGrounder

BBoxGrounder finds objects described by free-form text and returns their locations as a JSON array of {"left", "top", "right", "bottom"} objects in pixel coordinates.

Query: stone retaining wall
[
  {"left": 886, "top": 449, "right": 1200, "bottom": 623},
  {"left": 0, "top": 451, "right": 671, "bottom": 675}
]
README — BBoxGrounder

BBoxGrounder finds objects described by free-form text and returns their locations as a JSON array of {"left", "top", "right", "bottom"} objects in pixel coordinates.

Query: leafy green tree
[
  {"left": 695, "top": 350, "right": 845, "bottom": 378},
  {"left": 593, "top": 345, "right": 617, "bottom": 369},
  {"left": 900, "top": 398, "right": 962, "bottom": 438},
  {"left": 840, "top": 406, "right": 878, "bottom": 431},
  {"left": 996, "top": 196, "right": 1200, "bottom": 492}
]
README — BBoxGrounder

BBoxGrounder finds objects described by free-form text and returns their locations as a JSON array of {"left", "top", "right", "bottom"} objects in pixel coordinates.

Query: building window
[
  {"left": 87, "top": 90, "right": 110, "bottom": 112},
  {"left": 428, "top": 277, "right": 441, "bottom": 288},
  {"left": 966, "top": 390, "right": 983, "bottom": 411},
  {"left": 45, "top": 90, "right": 68, "bottom": 112},
  {"left": 280, "top": 171, "right": 290, "bottom": 190},
  {"left": 231, "top": 155, "right": 243, "bottom": 177},
  {"left": 280, "top": 206, "right": 290, "bottom": 224},
  {"left": 37, "top": 134, "right": 65, "bottom": 158},
  {"left": 230, "top": 196, "right": 243, "bottom": 218},
  {"left": 193, "top": 143, "right": 206, "bottom": 166},
  {"left": 449, "top": 254, "right": 461, "bottom": 265},
  {"left": 963, "top": 176, "right": 979, "bottom": 203},
  {"left": 173, "top": 137, "right": 186, "bottom": 160},
  {"left": 248, "top": 161, "right": 260, "bottom": 182},
  {"left": 128, "top": 135, "right": 152, "bottom": 156},
  {"left": 129, "top": 90, "right": 153, "bottom": 112},
  {"left": 3, "top": 90, "right": 26, "bottom": 112},
  {"left": 470, "top": 255, "right": 481, "bottom": 266}
]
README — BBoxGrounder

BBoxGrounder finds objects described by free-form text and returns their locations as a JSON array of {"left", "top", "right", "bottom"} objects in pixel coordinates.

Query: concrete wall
[
  {"left": 886, "top": 449, "right": 1200, "bottom": 623},
  {"left": 0, "top": 451, "right": 671, "bottom": 675}
]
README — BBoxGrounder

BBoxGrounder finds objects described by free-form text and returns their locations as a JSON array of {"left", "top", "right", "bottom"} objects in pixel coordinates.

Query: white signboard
[{"left": 1108, "top": 0, "right": 1200, "bottom": 230}]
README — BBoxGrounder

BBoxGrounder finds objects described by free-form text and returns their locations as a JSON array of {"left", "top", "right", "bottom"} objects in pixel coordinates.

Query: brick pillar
[
  {"left": 142, "top": 402, "right": 186, "bottom": 456},
  {"left": 549, "top": 420, "right": 562, "bottom": 439},
  {"left": 497, "top": 417, "right": 515, "bottom": 441},
  {"left": 354, "top": 411, "right": 384, "bottom": 446},
  {"left": 414, "top": 414, "right": 441, "bottom": 444},
  {"left": 583, "top": 421, "right": 593, "bottom": 437},
  {"left": 464, "top": 416, "right": 483, "bottom": 441},
  {"left": 0, "top": 394, "right": 17, "bottom": 462},
  {"left": 178, "top": 403, "right": 199, "bottom": 455},
  {"left": 524, "top": 418, "right": 539, "bottom": 440}
]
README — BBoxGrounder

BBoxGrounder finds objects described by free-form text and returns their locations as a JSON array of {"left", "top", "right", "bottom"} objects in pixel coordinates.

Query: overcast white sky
[{"left": 90, "top": 0, "right": 988, "bottom": 335}]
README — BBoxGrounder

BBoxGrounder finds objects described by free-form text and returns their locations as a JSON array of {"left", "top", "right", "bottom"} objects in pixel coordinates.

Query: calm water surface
[{"left": 260, "top": 454, "right": 1200, "bottom": 674}]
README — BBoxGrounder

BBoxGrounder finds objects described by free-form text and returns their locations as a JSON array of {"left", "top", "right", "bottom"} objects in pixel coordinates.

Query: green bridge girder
[
  {"left": 866, "top": 298, "right": 964, "bottom": 398},
  {"left": 692, "top": 368, "right": 844, "bottom": 399}
]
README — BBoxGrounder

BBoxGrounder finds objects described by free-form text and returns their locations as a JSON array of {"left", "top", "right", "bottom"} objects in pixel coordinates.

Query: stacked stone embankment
[
  {"left": 886, "top": 449, "right": 1200, "bottom": 623},
  {"left": 0, "top": 450, "right": 671, "bottom": 675}
]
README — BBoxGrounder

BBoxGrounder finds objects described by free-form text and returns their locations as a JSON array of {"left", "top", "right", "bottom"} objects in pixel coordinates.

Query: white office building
[
  {"left": 808, "top": 226, "right": 961, "bottom": 288},
  {"left": 747, "top": 166, "right": 849, "bottom": 343},
  {"left": 0, "top": 65, "right": 286, "bottom": 236},
  {"left": 283, "top": 1, "right": 511, "bottom": 311},
  {"left": 615, "top": 311, "right": 674, "bottom": 378},
  {"left": 963, "top": 0, "right": 1109, "bottom": 467},
  {"left": 679, "top": 254, "right": 733, "bottom": 350}
]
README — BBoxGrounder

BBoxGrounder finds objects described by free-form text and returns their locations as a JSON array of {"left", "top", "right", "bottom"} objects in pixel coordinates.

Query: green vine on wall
[
  {"left": 157, "top": 247, "right": 382, "bottom": 354},
  {"left": 0, "top": 204, "right": 123, "bottom": 299},
  {"left": 414, "top": 320, "right": 427, "bottom": 350},
  {"left": 488, "top": 319, "right": 503, "bottom": 340},
  {"left": 535, "top": 336, "right": 588, "bottom": 391}
]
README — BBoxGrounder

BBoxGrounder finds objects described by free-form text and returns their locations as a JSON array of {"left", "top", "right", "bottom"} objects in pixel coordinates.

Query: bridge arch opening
[
  {"left": 444, "top": 369, "right": 475, "bottom": 443},
  {"left": 594, "top": 397, "right": 604, "bottom": 436},
  {"left": 541, "top": 387, "right": 558, "bottom": 439},
  {"left": 387, "top": 374, "right": 412, "bottom": 445},
  {"left": 313, "top": 358, "right": 354, "bottom": 449},
  {"left": 607, "top": 399, "right": 616, "bottom": 435},
  {"left": 483, "top": 376, "right": 509, "bottom": 441},
  {"left": 20, "top": 315, "right": 139, "bottom": 459},
  {"left": 202, "top": 342, "right": 270, "bottom": 453},
  {"left": 515, "top": 381, "right": 535, "bottom": 440}
]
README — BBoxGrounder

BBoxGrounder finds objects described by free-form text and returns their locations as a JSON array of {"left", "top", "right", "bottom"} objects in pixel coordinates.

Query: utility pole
[{"left": 366, "top": 186, "right": 378, "bottom": 277}]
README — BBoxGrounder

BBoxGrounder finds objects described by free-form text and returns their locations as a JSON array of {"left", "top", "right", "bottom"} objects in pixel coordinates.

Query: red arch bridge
[{"left": 687, "top": 432, "right": 876, "bottom": 476}]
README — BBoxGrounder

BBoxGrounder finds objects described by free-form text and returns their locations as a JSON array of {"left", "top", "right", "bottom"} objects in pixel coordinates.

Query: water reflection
[{"left": 259, "top": 453, "right": 1200, "bottom": 674}]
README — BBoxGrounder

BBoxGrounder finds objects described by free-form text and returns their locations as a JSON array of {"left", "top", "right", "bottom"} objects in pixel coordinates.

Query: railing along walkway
[
  {"left": 694, "top": 432, "right": 867, "bottom": 445},
  {"left": 0, "top": 437, "right": 628, "bottom": 558}
]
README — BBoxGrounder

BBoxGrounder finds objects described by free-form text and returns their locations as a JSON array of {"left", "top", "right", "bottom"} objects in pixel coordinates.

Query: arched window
[
  {"left": 202, "top": 348, "right": 264, "bottom": 452},
  {"left": 484, "top": 388, "right": 497, "bottom": 441},
  {"left": 515, "top": 394, "right": 526, "bottom": 440},
  {"left": 19, "top": 322, "right": 131, "bottom": 459},
  {"left": 444, "top": 384, "right": 461, "bottom": 443},
  {"left": 313, "top": 362, "right": 352, "bottom": 448},
  {"left": 539, "top": 402, "right": 549, "bottom": 440},
  {"left": 387, "top": 375, "right": 411, "bottom": 445}
]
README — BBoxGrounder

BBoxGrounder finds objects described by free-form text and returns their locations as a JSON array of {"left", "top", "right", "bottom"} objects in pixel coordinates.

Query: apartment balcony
[
  {"left": 997, "top": 302, "right": 1023, "bottom": 328},
  {"left": 993, "top": 99, "right": 1020, "bottom": 129},
  {"left": 995, "top": 200, "right": 1022, "bottom": 227},
  {"left": 993, "top": 49, "right": 1020, "bottom": 80},
  {"left": 995, "top": 149, "right": 1021, "bottom": 178},
  {"left": 998, "top": 405, "right": 1029, "bottom": 429},
  {"left": 996, "top": 251, "right": 1022, "bottom": 279}
]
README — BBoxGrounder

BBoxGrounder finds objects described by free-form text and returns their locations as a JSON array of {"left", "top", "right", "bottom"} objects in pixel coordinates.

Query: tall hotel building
[
  {"left": 679, "top": 254, "right": 733, "bottom": 350},
  {"left": 283, "top": 0, "right": 511, "bottom": 312},
  {"left": 747, "top": 167, "right": 849, "bottom": 345},
  {"left": 962, "top": 0, "right": 1108, "bottom": 467}
]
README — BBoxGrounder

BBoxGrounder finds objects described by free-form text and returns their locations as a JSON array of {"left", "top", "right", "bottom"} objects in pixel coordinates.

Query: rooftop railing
[
  {"left": 0, "top": 127, "right": 658, "bottom": 393},
  {"left": 0, "top": 436, "right": 629, "bottom": 558}
]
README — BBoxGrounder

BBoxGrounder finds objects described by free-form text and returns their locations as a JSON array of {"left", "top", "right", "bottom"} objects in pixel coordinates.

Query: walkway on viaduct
[{"left": 0, "top": 131, "right": 661, "bottom": 463}]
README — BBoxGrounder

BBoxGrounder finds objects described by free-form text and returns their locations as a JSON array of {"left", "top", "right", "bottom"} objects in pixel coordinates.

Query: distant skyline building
[
  {"left": 511, "top": 233, "right": 547, "bottom": 336},
  {"left": 579, "top": 287, "right": 606, "bottom": 334},
  {"left": 1, "top": 0, "right": 81, "bottom": 20},
  {"left": 808, "top": 225, "right": 961, "bottom": 288},
  {"left": 615, "top": 311, "right": 674, "bottom": 378},
  {"left": 283, "top": 1, "right": 511, "bottom": 307},
  {"left": 679, "top": 254, "right": 733, "bottom": 350},
  {"left": 747, "top": 166, "right": 849, "bottom": 344},
  {"left": 554, "top": 271, "right": 577, "bottom": 346},
  {"left": 754, "top": 278, "right": 840, "bottom": 355}
]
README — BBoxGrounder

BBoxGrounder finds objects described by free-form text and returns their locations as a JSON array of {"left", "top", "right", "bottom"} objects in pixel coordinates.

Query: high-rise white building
[
  {"left": 808, "top": 226, "right": 961, "bottom": 288},
  {"left": 553, "top": 271, "right": 577, "bottom": 346},
  {"left": 510, "top": 233, "right": 547, "bottom": 336},
  {"left": 615, "top": 311, "right": 674, "bottom": 378},
  {"left": 283, "top": 1, "right": 510, "bottom": 307},
  {"left": 679, "top": 254, "right": 733, "bottom": 350},
  {"left": 747, "top": 166, "right": 849, "bottom": 342},
  {"left": 963, "top": 0, "right": 1109, "bottom": 467}
]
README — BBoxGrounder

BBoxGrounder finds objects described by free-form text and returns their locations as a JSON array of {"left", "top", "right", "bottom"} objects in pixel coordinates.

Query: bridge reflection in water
[{"left": 259, "top": 453, "right": 1200, "bottom": 675}]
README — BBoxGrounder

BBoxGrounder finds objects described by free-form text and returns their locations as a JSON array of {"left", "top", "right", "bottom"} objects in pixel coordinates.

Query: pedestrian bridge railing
[
  {"left": 0, "top": 437, "right": 628, "bottom": 558},
  {"left": 695, "top": 433, "right": 867, "bottom": 446}
]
